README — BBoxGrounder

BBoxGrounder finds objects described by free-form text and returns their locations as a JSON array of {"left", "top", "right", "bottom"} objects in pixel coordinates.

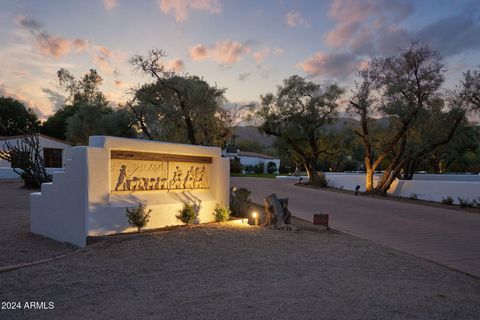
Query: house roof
[
  {"left": 238, "top": 151, "right": 278, "bottom": 159},
  {"left": 0, "top": 133, "right": 71, "bottom": 145}
]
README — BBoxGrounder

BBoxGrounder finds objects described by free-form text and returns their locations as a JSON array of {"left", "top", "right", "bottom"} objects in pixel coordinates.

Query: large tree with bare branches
[{"left": 349, "top": 43, "right": 473, "bottom": 194}]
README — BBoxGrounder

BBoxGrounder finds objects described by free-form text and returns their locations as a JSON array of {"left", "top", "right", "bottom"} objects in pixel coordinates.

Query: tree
[
  {"left": 0, "top": 96, "right": 40, "bottom": 136},
  {"left": 349, "top": 43, "right": 468, "bottom": 194},
  {"left": 40, "top": 104, "right": 79, "bottom": 140},
  {"left": 129, "top": 49, "right": 230, "bottom": 146},
  {"left": 257, "top": 75, "right": 343, "bottom": 185},
  {"left": 54, "top": 68, "right": 136, "bottom": 145}
]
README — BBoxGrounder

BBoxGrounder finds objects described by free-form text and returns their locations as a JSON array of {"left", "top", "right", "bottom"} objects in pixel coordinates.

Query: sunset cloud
[
  {"left": 189, "top": 40, "right": 249, "bottom": 65},
  {"left": 17, "top": 15, "right": 72, "bottom": 58},
  {"left": 102, "top": 0, "right": 118, "bottom": 11},
  {"left": 158, "top": 0, "right": 221, "bottom": 22},
  {"left": 165, "top": 58, "right": 185, "bottom": 72},
  {"left": 298, "top": 51, "right": 361, "bottom": 79},
  {"left": 285, "top": 10, "right": 308, "bottom": 28},
  {"left": 189, "top": 44, "right": 209, "bottom": 60}
]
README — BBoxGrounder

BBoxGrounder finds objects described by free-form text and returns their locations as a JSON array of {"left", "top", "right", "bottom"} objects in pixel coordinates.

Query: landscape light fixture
[
  {"left": 355, "top": 185, "right": 361, "bottom": 195},
  {"left": 252, "top": 211, "right": 258, "bottom": 226}
]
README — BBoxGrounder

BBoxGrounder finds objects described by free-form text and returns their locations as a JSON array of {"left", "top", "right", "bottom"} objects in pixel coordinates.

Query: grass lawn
[{"left": 230, "top": 173, "right": 277, "bottom": 179}]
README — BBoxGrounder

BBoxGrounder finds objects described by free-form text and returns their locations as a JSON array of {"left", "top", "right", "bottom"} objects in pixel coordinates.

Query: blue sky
[{"left": 0, "top": 0, "right": 479, "bottom": 119}]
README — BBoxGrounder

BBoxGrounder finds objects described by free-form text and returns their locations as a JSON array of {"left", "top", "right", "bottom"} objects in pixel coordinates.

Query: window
[{"left": 43, "top": 148, "right": 63, "bottom": 168}]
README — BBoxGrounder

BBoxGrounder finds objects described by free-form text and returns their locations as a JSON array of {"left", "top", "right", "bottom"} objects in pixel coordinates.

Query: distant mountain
[
  {"left": 233, "top": 126, "right": 275, "bottom": 148},
  {"left": 233, "top": 116, "right": 395, "bottom": 148}
]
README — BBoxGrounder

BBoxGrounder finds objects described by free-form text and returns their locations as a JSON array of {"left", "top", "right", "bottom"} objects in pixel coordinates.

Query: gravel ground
[
  {"left": 0, "top": 181, "right": 77, "bottom": 268},
  {"left": 0, "top": 181, "right": 479, "bottom": 319}
]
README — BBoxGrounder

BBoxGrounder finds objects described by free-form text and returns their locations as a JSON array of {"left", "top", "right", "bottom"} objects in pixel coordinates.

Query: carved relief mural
[{"left": 110, "top": 151, "right": 211, "bottom": 193}]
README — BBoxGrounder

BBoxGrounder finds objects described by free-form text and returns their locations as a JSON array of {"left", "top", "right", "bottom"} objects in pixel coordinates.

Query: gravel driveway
[{"left": 0, "top": 181, "right": 479, "bottom": 319}]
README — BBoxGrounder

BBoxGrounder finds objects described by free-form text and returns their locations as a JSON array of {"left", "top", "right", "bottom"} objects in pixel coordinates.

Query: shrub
[
  {"left": 176, "top": 203, "right": 197, "bottom": 225},
  {"left": 267, "top": 161, "right": 277, "bottom": 174},
  {"left": 213, "top": 203, "right": 231, "bottom": 222},
  {"left": 441, "top": 196, "right": 454, "bottom": 205},
  {"left": 254, "top": 163, "right": 264, "bottom": 174},
  {"left": 230, "top": 157, "right": 242, "bottom": 173},
  {"left": 308, "top": 172, "right": 328, "bottom": 187},
  {"left": 457, "top": 197, "right": 477, "bottom": 208},
  {"left": 230, "top": 187, "right": 252, "bottom": 217},
  {"left": 244, "top": 165, "right": 255, "bottom": 174},
  {"left": 126, "top": 203, "right": 151, "bottom": 232}
]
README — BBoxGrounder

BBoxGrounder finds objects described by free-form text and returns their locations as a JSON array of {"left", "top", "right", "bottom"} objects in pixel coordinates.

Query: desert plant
[
  {"left": 213, "top": 203, "right": 231, "bottom": 222},
  {"left": 457, "top": 197, "right": 477, "bottom": 208},
  {"left": 176, "top": 203, "right": 197, "bottom": 225},
  {"left": 230, "top": 187, "right": 252, "bottom": 217},
  {"left": 0, "top": 133, "right": 51, "bottom": 188},
  {"left": 441, "top": 196, "right": 454, "bottom": 205},
  {"left": 126, "top": 203, "right": 151, "bottom": 232}
]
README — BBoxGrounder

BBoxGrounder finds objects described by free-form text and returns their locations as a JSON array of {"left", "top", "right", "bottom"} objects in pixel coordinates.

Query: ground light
[{"left": 252, "top": 211, "right": 258, "bottom": 226}]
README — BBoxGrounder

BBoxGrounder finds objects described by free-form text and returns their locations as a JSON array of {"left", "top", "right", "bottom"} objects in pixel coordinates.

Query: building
[
  {"left": 223, "top": 148, "right": 280, "bottom": 174},
  {"left": 0, "top": 134, "right": 71, "bottom": 179}
]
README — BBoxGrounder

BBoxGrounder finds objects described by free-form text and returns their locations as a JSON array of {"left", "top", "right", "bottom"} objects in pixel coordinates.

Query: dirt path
[{"left": 231, "top": 177, "right": 480, "bottom": 277}]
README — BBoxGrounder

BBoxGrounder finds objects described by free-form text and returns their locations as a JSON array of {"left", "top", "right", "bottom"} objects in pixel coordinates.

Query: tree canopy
[
  {"left": 0, "top": 96, "right": 40, "bottom": 136},
  {"left": 257, "top": 75, "right": 344, "bottom": 184},
  {"left": 129, "top": 49, "right": 231, "bottom": 146}
]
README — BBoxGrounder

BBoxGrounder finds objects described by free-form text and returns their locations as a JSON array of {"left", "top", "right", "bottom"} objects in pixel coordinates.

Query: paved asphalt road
[{"left": 231, "top": 177, "right": 480, "bottom": 278}]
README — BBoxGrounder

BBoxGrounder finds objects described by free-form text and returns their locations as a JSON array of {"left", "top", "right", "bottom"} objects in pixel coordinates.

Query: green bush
[
  {"left": 308, "top": 172, "right": 328, "bottom": 187},
  {"left": 267, "top": 161, "right": 277, "bottom": 174},
  {"left": 126, "top": 203, "right": 152, "bottom": 232},
  {"left": 254, "top": 163, "right": 264, "bottom": 174},
  {"left": 176, "top": 203, "right": 197, "bottom": 225},
  {"left": 441, "top": 196, "right": 454, "bottom": 205},
  {"left": 213, "top": 203, "right": 231, "bottom": 222},
  {"left": 230, "top": 157, "right": 243, "bottom": 173},
  {"left": 230, "top": 187, "right": 252, "bottom": 217}
]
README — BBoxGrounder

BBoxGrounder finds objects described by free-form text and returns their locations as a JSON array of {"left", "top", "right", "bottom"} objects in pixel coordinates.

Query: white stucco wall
[
  {"left": 238, "top": 156, "right": 280, "bottom": 174},
  {"left": 30, "top": 136, "right": 230, "bottom": 247},
  {"left": 0, "top": 135, "right": 71, "bottom": 168},
  {"left": 323, "top": 172, "right": 480, "bottom": 204}
]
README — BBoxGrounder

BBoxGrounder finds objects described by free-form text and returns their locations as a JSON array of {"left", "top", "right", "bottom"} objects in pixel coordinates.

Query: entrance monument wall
[{"left": 30, "top": 136, "right": 230, "bottom": 247}]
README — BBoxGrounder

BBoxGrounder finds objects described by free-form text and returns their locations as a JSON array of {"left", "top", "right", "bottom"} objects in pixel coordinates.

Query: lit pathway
[{"left": 231, "top": 177, "right": 480, "bottom": 278}]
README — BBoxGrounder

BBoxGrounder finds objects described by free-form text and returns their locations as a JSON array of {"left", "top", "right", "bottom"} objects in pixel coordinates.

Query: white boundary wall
[
  {"left": 30, "top": 136, "right": 230, "bottom": 247},
  {"left": 323, "top": 173, "right": 480, "bottom": 204}
]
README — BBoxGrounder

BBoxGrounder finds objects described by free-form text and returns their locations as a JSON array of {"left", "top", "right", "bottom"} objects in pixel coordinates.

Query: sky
[{"left": 0, "top": 0, "right": 479, "bottom": 120}]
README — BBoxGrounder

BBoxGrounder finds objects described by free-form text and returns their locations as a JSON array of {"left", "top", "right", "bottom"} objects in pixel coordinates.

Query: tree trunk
[
  {"left": 365, "top": 167, "right": 374, "bottom": 193},
  {"left": 303, "top": 160, "right": 322, "bottom": 185},
  {"left": 264, "top": 194, "right": 296, "bottom": 230}
]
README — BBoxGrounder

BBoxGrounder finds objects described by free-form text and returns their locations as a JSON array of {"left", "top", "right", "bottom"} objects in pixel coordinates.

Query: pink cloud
[
  {"left": 166, "top": 58, "right": 185, "bottom": 72},
  {"left": 285, "top": 10, "right": 308, "bottom": 28},
  {"left": 189, "top": 44, "right": 209, "bottom": 60},
  {"left": 324, "top": 0, "right": 413, "bottom": 50},
  {"left": 158, "top": 0, "right": 221, "bottom": 22},
  {"left": 36, "top": 33, "right": 71, "bottom": 58},
  {"left": 190, "top": 40, "right": 249, "bottom": 65},
  {"left": 298, "top": 51, "right": 361, "bottom": 79},
  {"left": 73, "top": 38, "right": 89, "bottom": 52},
  {"left": 253, "top": 48, "right": 270, "bottom": 64},
  {"left": 102, "top": 0, "right": 118, "bottom": 10}
]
